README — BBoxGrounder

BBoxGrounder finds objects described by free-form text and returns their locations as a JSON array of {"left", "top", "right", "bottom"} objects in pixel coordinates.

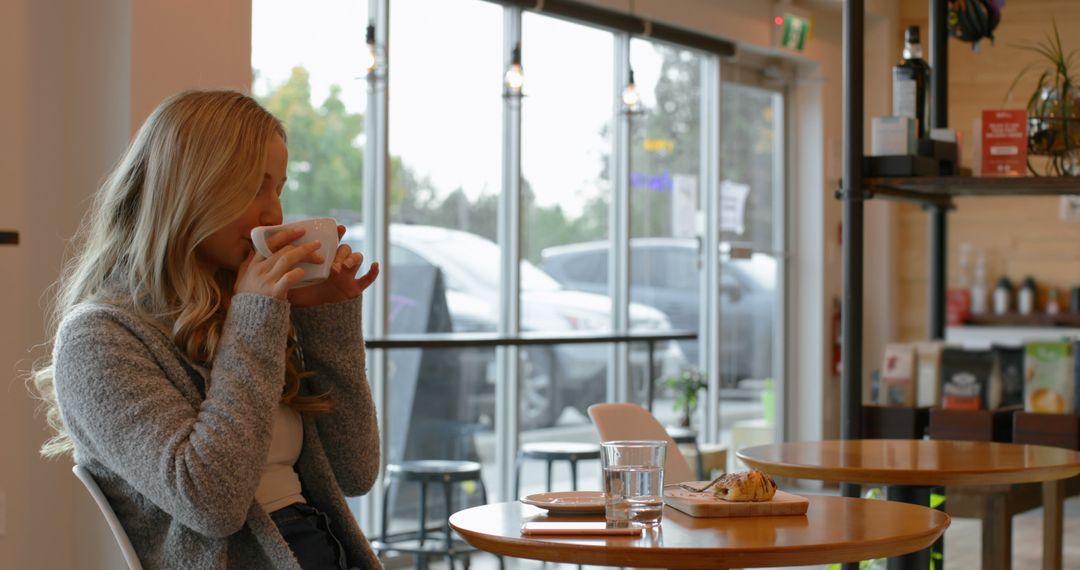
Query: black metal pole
[
  {"left": 841, "top": 0, "right": 865, "bottom": 498},
  {"left": 930, "top": 0, "right": 948, "bottom": 130},
  {"left": 927, "top": 0, "right": 949, "bottom": 342},
  {"left": 928, "top": 206, "right": 947, "bottom": 339}
]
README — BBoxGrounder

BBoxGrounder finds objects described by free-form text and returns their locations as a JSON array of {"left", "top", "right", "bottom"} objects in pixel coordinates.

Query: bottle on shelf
[
  {"left": 1018, "top": 276, "right": 1037, "bottom": 315},
  {"left": 1046, "top": 288, "right": 1061, "bottom": 315},
  {"left": 893, "top": 25, "right": 931, "bottom": 140},
  {"left": 970, "top": 251, "right": 988, "bottom": 315},
  {"left": 993, "top": 277, "right": 1013, "bottom": 315}
]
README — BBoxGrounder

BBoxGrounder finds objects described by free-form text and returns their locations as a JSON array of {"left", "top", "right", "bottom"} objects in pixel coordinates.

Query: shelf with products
[
  {"left": 864, "top": 175, "right": 1080, "bottom": 207},
  {"left": 964, "top": 313, "right": 1080, "bottom": 328}
]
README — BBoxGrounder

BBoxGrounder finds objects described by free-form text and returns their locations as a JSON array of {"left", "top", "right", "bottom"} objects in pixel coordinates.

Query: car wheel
[{"left": 520, "top": 346, "right": 558, "bottom": 430}]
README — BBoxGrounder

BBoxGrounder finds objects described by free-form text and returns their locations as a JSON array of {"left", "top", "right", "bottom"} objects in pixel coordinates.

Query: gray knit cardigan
[{"left": 53, "top": 293, "right": 382, "bottom": 569}]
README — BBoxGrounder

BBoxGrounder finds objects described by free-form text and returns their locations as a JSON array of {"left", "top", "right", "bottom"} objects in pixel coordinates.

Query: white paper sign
[
  {"left": 720, "top": 180, "right": 751, "bottom": 235},
  {"left": 671, "top": 174, "right": 698, "bottom": 238}
]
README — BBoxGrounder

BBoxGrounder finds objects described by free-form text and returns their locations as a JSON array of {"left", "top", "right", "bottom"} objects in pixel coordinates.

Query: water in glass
[{"left": 603, "top": 465, "right": 664, "bottom": 526}]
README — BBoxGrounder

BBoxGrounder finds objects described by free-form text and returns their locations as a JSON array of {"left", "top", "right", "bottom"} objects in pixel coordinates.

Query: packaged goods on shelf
[
  {"left": 1023, "top": 341, "right": 1075, "bottom": 414},
  {"left": 940, "top": 348, "right": 994, "bottom": 410},
  {"left": 915, "top": 342, "right": 944, "bottom": 407},
  {"left": 991, "top": 345, "right": 1025, "bottom": 410},
  {"left": 879, "top": 343, "right": 916, "bottom": 406}
]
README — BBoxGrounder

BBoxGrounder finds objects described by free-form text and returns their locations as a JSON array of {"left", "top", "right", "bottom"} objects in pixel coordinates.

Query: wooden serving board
[{"left": 663, "top": 485, "right": 809, "bottom": 517}]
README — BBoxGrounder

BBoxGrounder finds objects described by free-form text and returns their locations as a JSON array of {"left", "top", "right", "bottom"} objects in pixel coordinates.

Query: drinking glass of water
[{"left": 600, "top": 440, "right": 667, "bottom": 527}]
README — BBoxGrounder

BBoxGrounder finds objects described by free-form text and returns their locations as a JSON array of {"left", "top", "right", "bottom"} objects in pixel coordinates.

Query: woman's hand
[
  {"left": 235, "top": 227, "right": 325, "bottom": 300},
  {"left": 289, "top": 225, "right": 380, "bottom": 308}
]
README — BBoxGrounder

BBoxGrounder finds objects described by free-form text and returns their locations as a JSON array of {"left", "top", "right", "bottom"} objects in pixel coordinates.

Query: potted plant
[
  {"left": 1007, "top": 19, "right": 1080, "bottom": 175},
  {"left": 662, "top": 368, "right": 707, "bottom": 428}
]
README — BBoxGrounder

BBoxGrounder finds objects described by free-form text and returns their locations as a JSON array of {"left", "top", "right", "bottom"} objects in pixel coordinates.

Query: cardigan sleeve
[
  {"left": 291, "top": 295, "right": 380, "bottom": 496},
  {"left": 54, "top": 294, "right": 290, "bottom": 538}
]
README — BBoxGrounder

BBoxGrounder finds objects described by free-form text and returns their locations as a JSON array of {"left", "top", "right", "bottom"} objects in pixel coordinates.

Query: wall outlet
[{"left": 0, "top": 491, "right": 6, "bottom": 537}]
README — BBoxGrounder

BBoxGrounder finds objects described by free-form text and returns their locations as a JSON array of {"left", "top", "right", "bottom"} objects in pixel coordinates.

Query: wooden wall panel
[{"left": 896, "top": 0, "right": 1080, "bottom": 341}]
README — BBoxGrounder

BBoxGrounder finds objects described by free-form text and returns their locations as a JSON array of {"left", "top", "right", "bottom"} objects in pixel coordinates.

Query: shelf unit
[{"left": 839, "top": 1, "right": 1080, "bottom": 452}]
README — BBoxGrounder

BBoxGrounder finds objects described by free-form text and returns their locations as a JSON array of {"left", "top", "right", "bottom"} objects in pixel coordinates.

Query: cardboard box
[{"left": 980, "top": 110, "right": 1028, "bottom": 177}]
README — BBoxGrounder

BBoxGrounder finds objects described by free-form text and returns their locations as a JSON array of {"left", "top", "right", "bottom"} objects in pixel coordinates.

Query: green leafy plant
[
  {"left": 662, "top": 368, "right": 707, "bottom": 428},
  {"left": 1007, "top": 19, "right": 1080, "bottom": 175}
]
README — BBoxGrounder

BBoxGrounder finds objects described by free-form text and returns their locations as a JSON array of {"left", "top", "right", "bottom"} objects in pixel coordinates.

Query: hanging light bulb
[
  {"left": 621, "top": 68, "right": 640, "bottom": 110},
  {"left": 504, "top": 43, "right": 524, "bottom": 94},
  {"left": 362, "top": 23, "right": 378, "bottom": 75}
]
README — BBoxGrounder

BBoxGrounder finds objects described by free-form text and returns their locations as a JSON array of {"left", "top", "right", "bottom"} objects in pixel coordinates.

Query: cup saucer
[{"left": 520, "top": 491, "right": 606, "bottom": 514}]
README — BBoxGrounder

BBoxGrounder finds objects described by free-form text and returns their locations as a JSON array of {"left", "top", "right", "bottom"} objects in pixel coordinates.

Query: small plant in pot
[
  {"left": 1008, "top": 19, "right": 1080, "bottom": 175},
  {"left": 662, "top": 368, "right": 707, "bottom": 428}
]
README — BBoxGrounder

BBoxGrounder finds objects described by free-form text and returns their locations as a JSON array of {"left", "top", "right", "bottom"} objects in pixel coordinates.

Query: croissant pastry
[{"left": 712, "top": 470, "right": 777, "bottom": 502}]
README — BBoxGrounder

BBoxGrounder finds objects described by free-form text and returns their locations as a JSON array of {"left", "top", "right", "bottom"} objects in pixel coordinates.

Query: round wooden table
[
  {"left": 736, "top": 439, "right": 1080, "bottom": 487},
  {"left": 737, "top": 439, "right": 1080, "bottom": 569},
  {"left": 448, "top": 496, "right": 949, "bottom": 569}
]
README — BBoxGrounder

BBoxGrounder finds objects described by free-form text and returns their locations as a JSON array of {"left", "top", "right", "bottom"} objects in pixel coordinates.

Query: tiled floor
[{"left": 410, "top": 494, "right": 1080, "bottom": 570}]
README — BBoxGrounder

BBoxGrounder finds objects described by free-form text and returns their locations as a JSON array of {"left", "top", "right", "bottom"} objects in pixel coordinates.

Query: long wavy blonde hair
[{"left": 33, "top": 90, "right": 331, "bottom": 458}]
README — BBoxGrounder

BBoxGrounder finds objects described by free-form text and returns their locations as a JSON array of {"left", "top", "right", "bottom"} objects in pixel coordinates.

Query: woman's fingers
[
  {"left": 331, "top": 243, "right": 353, "bottom": 272},
  {"left": 356, "top": 261, "right": 380, "bottom": 291},
  {"left": 265, "top": 227, "right": 306, "bottom": 252},
  {"left": 272, "top": 267, "right": 307, "bottom": 298}
]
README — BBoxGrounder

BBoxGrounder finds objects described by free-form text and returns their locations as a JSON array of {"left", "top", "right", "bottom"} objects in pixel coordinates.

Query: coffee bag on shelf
[
  {"left": 940, "top": 348, "right": 994, "bottom": 410},
  {"left": 879, "top": 343, "right": 916, "bottom": 406},
  {"left": 991, "top": 345, "right": 1025, "bottom": 410},
  {"left": 1024, "top": 341, "right": 1075, "bottom": 414},
  {"left": 915, "top": 341, "right": 944, "bottom": 407}
]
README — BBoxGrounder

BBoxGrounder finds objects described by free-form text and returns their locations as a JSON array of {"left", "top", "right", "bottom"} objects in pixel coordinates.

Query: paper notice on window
[
  {"left": 672, "top": 174, "right": 698, "bottom": 238},
  {"left": 720, "top": 180, "right": 750, "bottom": 235}
]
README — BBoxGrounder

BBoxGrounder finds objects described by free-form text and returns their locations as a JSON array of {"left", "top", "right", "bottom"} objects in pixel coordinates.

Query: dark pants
[{"left": 271, "top": 502, "right": 349, "bottom": 570}]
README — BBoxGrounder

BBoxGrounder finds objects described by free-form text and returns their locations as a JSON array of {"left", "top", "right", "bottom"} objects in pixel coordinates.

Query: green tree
[{"left": 258, "top": 67, "right": 365, "bottom": 223}]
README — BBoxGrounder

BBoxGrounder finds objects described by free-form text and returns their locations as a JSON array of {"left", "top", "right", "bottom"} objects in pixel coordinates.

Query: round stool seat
[
  {"left": 665, "top": 426, "right": 698, "bottom": 444},
  {"left": 387, "top": 460, "right": 483, "bottom": 483},
  {"left": 519, "top": 442, "right": 601, "bottom": 461}
]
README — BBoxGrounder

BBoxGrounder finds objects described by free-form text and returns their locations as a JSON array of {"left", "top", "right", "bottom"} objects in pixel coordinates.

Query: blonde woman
[{"left": 32, "top": 90, "right": 381, "bottom": 569}]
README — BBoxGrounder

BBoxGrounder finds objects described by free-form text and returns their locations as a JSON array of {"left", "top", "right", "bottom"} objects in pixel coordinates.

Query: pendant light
[
  {"left": 504, "top": 43, "right": 524, "bottom": 94},
  {"left": 362, "top": 22, "right": 378, "bottom": 75},
  {"left": 622, "top": 68, "right": 640, "bottom": 111}
]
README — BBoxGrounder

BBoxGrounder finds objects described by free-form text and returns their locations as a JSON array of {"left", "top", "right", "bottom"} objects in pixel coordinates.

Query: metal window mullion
[
  {"left": 702, "top": 56, "right": 722, "bottom": 444},
  {"left": 495, "top": 6, "right": 523, "bottom": 504},
  {"left": 362, "top": 0, "right": 389, "bottom": 538},
  {"left": 771, "top": 91, "right": 788, "bottom": 445},
  {"left": 609, "top": 34, "right": 631, "bottom": 404}
]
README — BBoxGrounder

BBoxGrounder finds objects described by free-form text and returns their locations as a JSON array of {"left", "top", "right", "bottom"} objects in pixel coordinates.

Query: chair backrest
[
  {"left": 587, "top": 403, "right": 696, "bottom": 484},
  {"left": 72, "top": 465, "right": 143, "bottom": 570}
]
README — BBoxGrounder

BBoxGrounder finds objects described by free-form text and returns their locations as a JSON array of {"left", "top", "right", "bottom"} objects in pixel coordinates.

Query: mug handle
[{"left": 249, "top": 227, "right": 278, "bottom": 258}]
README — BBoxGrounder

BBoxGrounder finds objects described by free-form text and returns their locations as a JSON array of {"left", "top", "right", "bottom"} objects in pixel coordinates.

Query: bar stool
[
  {"left": 375, "top": 460, "right": 491, "bottom": 570},
  {"left": 514, "top": 442, "right": 602, "bottom": 498},
  {"left": 666, "top": 426, "right": 705, "bottom": 480}
]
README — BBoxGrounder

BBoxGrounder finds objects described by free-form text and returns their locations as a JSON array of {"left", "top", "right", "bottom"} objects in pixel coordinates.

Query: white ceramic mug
[{"left": 250, "top": 217, "right": 338, "bottom": 289}]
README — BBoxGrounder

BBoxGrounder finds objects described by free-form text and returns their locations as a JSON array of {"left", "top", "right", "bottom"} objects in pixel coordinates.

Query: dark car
[{"left": 541, "top": 238, "right": 776, "bottom": 388}]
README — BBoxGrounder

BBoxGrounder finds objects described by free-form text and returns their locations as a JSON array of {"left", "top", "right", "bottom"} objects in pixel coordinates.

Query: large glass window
[
  {"left": 252, "top": 0, "right": 368, "bottom": 224},
  {"left": 384, "top": 0, "right": 503, "bottom": 531},
  {"left": 719, "top": 82, "right": 784, "bottom": 471}
]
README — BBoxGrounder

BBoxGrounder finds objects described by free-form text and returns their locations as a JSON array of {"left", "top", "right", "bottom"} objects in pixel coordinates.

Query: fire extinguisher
[{"left": 832, "top": 297, "right": 842, "bottom": 376}]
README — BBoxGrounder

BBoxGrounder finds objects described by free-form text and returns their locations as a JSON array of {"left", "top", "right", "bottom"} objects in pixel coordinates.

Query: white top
[{"left": 255, "top": 403, "right": 306, "bottom": 513}]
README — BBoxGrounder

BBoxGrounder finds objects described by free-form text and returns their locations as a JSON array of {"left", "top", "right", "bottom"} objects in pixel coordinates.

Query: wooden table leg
[
  {"left": 1042, "top": 479, "right": 1064, "bottom": 570},
  {"left": 981, "top": 492, "right": 1010, "bottom": 570}
]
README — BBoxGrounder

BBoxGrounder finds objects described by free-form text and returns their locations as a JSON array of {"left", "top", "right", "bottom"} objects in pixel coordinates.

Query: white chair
[
  {"left": 72, "top": 464, "right": 143, "bottom": 570},
  {"left": 587, "top": 403, "right": 696, "bottom": 484}
]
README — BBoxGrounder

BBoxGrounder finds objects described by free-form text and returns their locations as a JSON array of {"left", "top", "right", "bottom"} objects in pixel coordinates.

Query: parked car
[
  {"left": 541, "top": 238, "right": 776, "bottom": 389},
  {"left": 343, "top": 224, "right": 686, "bottom": 431}
]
